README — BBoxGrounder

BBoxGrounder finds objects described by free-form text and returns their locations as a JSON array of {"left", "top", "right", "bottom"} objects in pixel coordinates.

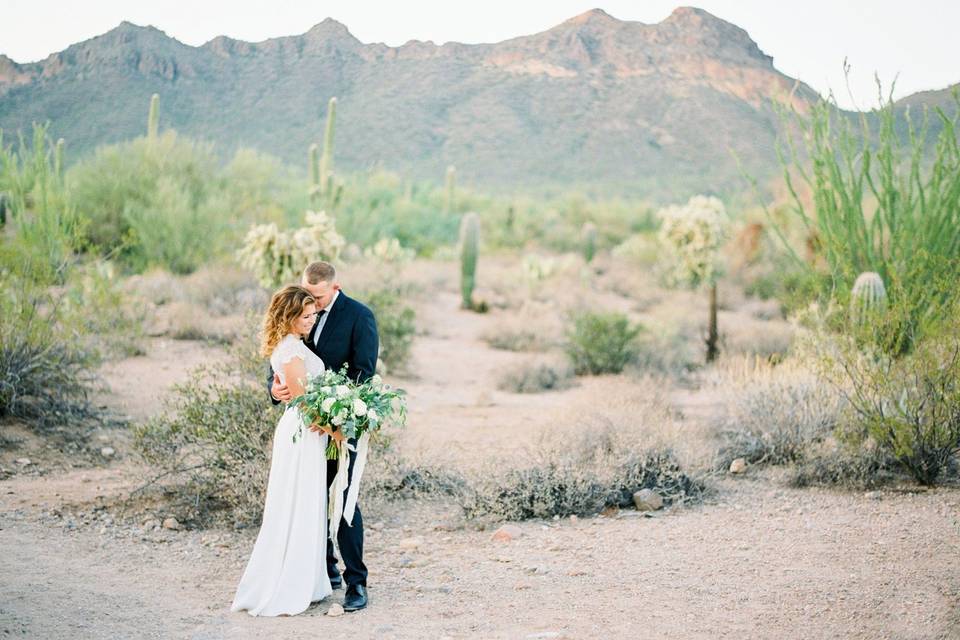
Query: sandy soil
[{"left": 2, "top": 268, "right": 960, "bottom": 639}]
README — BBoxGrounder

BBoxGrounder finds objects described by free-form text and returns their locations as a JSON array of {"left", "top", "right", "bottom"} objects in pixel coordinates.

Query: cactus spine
[
  {"left": 444, "top": 165, "right": 456, "bottom": 213},
  {"left": 850, "top": 272, "right": 887, "bottom": 326},
  {"left": 319, "top": 97, "right": 337, "bottom": 195},
  {"left": 459, "top": 212, "right": 480, "bottom": 310},
  {"left": 582, "top": 222, "right": 597, "bottom": 263},
  {"left": 147, "top": 93, "right": 160, "bottom": 140}
]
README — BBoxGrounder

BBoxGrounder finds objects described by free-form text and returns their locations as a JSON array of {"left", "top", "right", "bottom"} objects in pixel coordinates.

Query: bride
[{"left": 231, "top": 285, "right": 341, "bottom": 616}]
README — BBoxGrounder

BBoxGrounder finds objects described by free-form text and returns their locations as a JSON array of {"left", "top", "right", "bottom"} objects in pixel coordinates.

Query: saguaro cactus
[
  {"left": 147, "top": 93, "right": 160, "bottom": 140},
  {"left": 582, "top": 222, "right": 597, "bottom": 263},
  {"left": 319, "top": 97, "right": 337, "bottom": 194},
  {"left": 850, "top": 272, "right": 887, "bottom": 326},
  {"left": 308, "top": 143, "right": 320, "bottom": 206},
  {"left": 459, "top": 212, "right": 480, "bottom": 310},
  {"left": 444, "top": 165, "right": 456, "bottom": 213}
]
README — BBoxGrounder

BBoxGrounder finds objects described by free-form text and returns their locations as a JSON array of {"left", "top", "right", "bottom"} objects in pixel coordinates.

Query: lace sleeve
[{"left": 276, "top": 338, "right": 308, "bottom": 366}]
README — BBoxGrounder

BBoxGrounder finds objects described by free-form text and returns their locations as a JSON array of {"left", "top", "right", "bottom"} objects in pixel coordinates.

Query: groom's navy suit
[{"left": 267, "top": 290, "right": 378, "bottom": 587}]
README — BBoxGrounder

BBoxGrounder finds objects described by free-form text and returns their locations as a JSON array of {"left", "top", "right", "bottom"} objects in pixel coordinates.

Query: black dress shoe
[
  {"left": 343, "top": 584, "right": 368, "bottom": 611},
  {"left": 329, "top": 575, "right": 343, "bottom": 590}
]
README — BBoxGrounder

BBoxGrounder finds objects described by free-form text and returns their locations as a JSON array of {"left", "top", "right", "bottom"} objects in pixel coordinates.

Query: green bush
[
  {"left": 565, "top": 311, "right": 642, "bottom": 375},
  {"left": 132, "top": 328, "right": 281, "bottom": 525},
  {"left": 821, "top": 324, "right": 960, "bottom": 485},
  {"left": 0, "top": 275, "right": 98, "bottom": 427},
  {"left": 361, "top": 287, "right": 416, "bottom": 373}
]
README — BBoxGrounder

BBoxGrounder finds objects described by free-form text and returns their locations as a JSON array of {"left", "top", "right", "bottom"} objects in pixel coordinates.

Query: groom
[{"left": 267, "top": 260, "right": 378, "bottom": 612}]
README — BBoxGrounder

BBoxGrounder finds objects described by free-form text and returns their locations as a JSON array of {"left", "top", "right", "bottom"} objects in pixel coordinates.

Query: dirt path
[
  {"left": 3, "top": 470, "right": 959, "bottom": 639},
  {"left": 3, "top": 279, "right": 960, "bottom": 638}
]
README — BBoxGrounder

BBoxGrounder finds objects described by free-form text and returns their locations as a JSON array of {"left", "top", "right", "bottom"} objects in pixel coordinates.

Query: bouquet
[
  {"left": 289, "top": 367, "right": 407, "bottom": 539},
  {"left": 290, "top": 366, "right": 406, "bottom": 455}
]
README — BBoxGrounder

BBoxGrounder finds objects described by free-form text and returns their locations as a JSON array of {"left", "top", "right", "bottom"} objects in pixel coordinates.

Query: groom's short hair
[{"left": 304, "top": 261, "right": 337, "bottom": 284}]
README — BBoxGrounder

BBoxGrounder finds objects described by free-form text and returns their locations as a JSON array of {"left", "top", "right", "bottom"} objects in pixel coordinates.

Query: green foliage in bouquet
[{"left": 291, "top": 366, "right": 406, "bottom": 458}]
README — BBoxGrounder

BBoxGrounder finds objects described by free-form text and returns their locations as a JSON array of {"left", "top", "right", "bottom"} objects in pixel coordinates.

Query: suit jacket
[{"left": 267, "top": 290, "right": 379, "bottom": 404}]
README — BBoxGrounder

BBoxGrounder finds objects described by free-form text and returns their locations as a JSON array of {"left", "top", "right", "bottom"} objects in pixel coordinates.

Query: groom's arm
[
  {"left": 350, "top": 306, "right": 379, "bottom": 383},
  {"left": 266, "top": 363, "right": 282, "bottom": 406}
]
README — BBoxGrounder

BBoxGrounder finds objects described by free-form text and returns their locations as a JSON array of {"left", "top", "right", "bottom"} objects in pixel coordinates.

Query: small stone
[
  {"left": 491, "top": 524, "right": 523, "bottom": 542},
  {"left": 162, "top": 517, "right": 181, "bottom": 531},
  {"left": 729, "top": 458, "right": 747, "bottom": 474},
  {"left": 327, "top": 603, "right": 345, "bottom": 617},
  {"left": 14, "top": 458, "right": 31, "bottom": 466},
  {"left": 632, "top": 489, "right": 664, "bottom": 511},
  {"left": 398, "top": 536, "right": 422, "bottom": 551},
  {"left": 600, "top": 505, "right": 619, "bottom": 518},
  {"left": 568, "top": 515, "right": 578, "bottom": 524},
  {"left": 100, "top": 447, "right": 115, "bottom": 459},
  {"left": 864, "top": 491, "right": 882, "bottom": 500}
]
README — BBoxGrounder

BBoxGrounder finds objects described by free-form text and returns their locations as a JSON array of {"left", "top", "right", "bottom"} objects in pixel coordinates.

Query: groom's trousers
[{"left": 326, "top": 438, "right": 368, "bottom": 587}]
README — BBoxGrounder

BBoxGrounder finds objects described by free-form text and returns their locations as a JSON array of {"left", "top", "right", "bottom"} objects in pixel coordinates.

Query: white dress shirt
[{"left": 313, "top": 289, "right": 340, "bottom": 345}]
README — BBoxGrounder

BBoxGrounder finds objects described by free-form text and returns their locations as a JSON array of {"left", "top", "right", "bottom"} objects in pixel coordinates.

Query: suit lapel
[{"left": 314, "top": 291, "right": 349, "bottom": 355}]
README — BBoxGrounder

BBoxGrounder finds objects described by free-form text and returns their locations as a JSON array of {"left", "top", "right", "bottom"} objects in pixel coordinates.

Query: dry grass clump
[
  {"left": 497, "top": 359, "right": 576, "bottom": 394},
  {"left": 708, "top": 357, "right": 843, "bottom": 471},
  {"left": 720, "top": 311, "right": 794, "bottom": 361},
  {"left": 481, "top": 304, "right": 563, "bottom": 352}
]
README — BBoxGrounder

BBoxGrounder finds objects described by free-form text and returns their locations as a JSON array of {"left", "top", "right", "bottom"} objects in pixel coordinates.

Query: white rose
[
  {"left": 332, "top": 410, "right": 346, "bottom": 426},
  {"left": 321, "top": 397, "right": 336, "bottom": 413},
  {"left": 335, "top": 385, "right": 350, "bottom": 398},
  {"left": 352, "top": 398, "right": 367, "bottom": 417}
]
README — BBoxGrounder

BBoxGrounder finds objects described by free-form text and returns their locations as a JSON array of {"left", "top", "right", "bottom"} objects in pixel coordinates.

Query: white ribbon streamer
[{"left": 328, "top": 431, "right": 370, "bottom": 543}]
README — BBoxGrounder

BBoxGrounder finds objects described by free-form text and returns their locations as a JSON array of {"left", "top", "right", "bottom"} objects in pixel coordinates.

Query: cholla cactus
[
  {"left": 363, "top": 237, "right": 414, "bottom": 264},
  {"left": 237, "top": 210, "right": 345, "bottom": 287},
  {"left": 657, "top": 195, "right": 730, "bottom": 362},
  {"left": 850, "top": 272, "right": 887, "bottom": 326},
  {"left": 657, "top": 195, "right": 729, "bottom": 287},
  {"left": 459, "top": 212, "right": 479, "bottom": 309}
]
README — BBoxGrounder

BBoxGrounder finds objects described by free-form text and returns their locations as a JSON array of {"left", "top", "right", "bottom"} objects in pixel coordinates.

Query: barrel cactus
[
  {"left": 850, "top": 272, "right": 887, "bottom": 326},
  {"left": 459, "top": 212, "right": 480, "bottom": 310},
  {"left": 582, "top": 222, "right": 597, "bottom": 263}
]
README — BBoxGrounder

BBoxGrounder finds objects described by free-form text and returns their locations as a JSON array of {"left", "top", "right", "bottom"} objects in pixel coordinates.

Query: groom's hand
[{"left": 271, "top": 373, "right": 292, "bottom": 403}]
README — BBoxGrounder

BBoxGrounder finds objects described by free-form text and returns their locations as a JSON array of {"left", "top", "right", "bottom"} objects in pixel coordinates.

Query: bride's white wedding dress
[{"left": 231, "top": 334, "right": 332, "bottom": 616}]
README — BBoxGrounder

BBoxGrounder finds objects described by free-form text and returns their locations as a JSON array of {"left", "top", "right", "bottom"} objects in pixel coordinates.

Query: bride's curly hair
[{"left": 260, "top": 285, "right": 316, "bottom": 357}]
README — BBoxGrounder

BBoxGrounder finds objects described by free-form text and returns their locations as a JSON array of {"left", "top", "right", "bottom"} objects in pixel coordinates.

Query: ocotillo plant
[
  {"left": 444, "top": 165, "right": 456, "bottom": 213},
  {"left": 147, "top": 93, "right": 159, "bottom": 140},
  {"left": 53, "top": 138, "right": 65, "bottom": 183},
  {"left": 582, "top": 222, "right": 597, "bottom": 263},
  {"left": 850, "top": 271, "right": 887, "bottom": 327},
  {"left": 459, "top": 212, "right": 480, "bottom": 310},
  {"left": 319, "top": 97, "right": 337, "bottom": 195}
]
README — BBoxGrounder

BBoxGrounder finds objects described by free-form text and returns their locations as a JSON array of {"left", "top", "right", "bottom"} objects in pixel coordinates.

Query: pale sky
[{"left": 2, "top": 0, "right": 958, "bottom": 110}]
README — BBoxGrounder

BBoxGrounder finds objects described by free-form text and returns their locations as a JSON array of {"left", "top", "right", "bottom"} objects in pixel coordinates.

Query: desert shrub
[
  {"left": 483, "top": 326, "right": 553, "bottom": 352},
  {"left": 819, "top": 324, "right": 960, "bottom": 485},
  {"left": 711, "top": 362, "right": 844, "bottom": 470},
  {"left": 459, "top": 429, "right": 703, "bottom": 521},
  {"left": 132, "top": 330, "right": 280, "bottom": 525},
  {"left": 788, "top": 441, "right": 900, "bottom": 489},
  {"left": 565, "top": 311, "right": 642, "bottom": 375},
  {"left": 360, "top": 287, "right": 416, "bottom": 373},
  {"left": 363, "top": 452, "right": 467, "bottom": 500},
  {"left": 0, "top": 276, "right": 98, "bottom": 427},
  {"left": 498, "top": 361, "right": 575, "bottom": 393}
]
